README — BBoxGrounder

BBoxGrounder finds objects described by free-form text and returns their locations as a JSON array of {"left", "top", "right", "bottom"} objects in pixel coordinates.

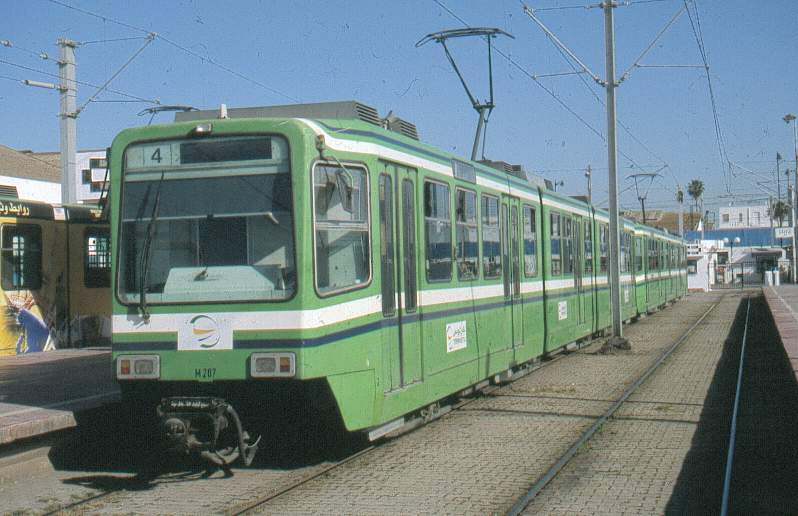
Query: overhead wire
[
  {"left": 525, "top": 5, "right": 680, "bottom": 191},
  {"left": 433, "top": 0, "right": 680, "bottom": 211},
  {"left": 75, "top": 33, "right": 156, "bottom": 115},
  {"left": 0, "top": 58, "right": 160, "bottom": 104},
  {"left": 44, "top": 0, "right": 300, "bottom": 103},
  {"left": 683, "top": 0, "right": 730, "bottom": 194}
]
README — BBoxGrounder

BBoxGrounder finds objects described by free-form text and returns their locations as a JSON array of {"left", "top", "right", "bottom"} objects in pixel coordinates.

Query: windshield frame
[{"left": 114, "top": 132, "right": 298, "bottom": 308}]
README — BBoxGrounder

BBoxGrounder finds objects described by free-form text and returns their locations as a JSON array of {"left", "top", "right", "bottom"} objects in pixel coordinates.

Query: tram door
[
  {"left": 501, "top": 196, "right": 523, "bottom": 348},
  {"left": 379, "top": 163, "right": 422, "bottom": 392},
  {"left": 574, "top": 216, "right": 587, "bottom": 326}
]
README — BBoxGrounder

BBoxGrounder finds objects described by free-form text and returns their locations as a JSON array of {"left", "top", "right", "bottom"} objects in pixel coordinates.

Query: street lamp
[{"left": 785, "top": 113, "right": 798, "bottom": 283}]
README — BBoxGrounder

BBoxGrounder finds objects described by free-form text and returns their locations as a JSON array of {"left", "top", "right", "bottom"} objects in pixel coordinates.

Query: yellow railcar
[{"left": 0, "top": 198, "right": 110, "bottom": 355}]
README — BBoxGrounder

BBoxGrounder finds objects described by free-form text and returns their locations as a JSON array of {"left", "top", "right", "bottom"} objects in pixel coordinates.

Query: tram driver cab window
[{"left": 119, "top": 135, "right": 298, "bottom": 304}]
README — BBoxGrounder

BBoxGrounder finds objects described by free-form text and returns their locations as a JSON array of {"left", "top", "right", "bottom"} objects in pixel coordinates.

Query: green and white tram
[{"left": 110, "top": 101, "right": 686, "bottom": 465}]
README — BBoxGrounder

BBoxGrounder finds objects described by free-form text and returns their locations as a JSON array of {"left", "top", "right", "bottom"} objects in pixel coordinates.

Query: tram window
[
  {"left": 455, "top": 188, "right": 478, "bottom": 280},
  {"left": 550, "top": 212, "right": 561, "bottom": 275},
  {"left": 1, "top": 224, "right": 42, "bottom": 290},
  {"left": 635, "top": 237, "right": 643, "bottom": 273},
  {"left": 648, "top": 239, "right": 655, "bottom": 270},
  {"left": 523, "top": 206, "right": 537, "bottom": 277},
  {"left": 511, "top": 207, "right": 520, "bottom": 296},
  {"left": 481, "top": 195, "right": 501, "bottom": 278},
  {"left": 379, "top": 175, "right": 396, "bottom": 316},
  {"left": 584, "top": 220, "right": 593, "bottom": 274},
  {"left": 119, "top": 136, "right": 297, "bottom": 304},
  {"left": 599, "top": 224, "right": 608, "bottom": 273},
  {"left": 563, "top": 216, "right": 573, "bottom": 275},
  {"left": 619, "top": 232, "right": 626, "bottom": 273},
  {"left": 85, "top": 228, "right": 111, "bottom": 288},
  {"left": 402, "top": 179, "right": 417, "bottom": 312},
  {"left": 314, "top": 164, "right": 370, "bottom": 294},
  {"left": 620, "top": 233, "right": 629, "bottom": 273},
  {"left": 424, "top": 180, "right": 452, "bottom": 282}
]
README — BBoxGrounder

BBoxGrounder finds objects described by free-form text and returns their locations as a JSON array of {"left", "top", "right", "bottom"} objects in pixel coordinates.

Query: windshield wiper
[{"left": 138, "top": 171, "right": 166, "bottom": 321}]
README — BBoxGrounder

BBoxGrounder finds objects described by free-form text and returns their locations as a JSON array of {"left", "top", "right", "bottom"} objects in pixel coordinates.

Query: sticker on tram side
[
  {"left": 558, "top": 301, "right": 568, "bottom": 321},
  {"left": 624, "top": 287, "right": 630, "bottom": 304},
  {"left": 446, "top": 320, "right": 467, "bottom": 353}
]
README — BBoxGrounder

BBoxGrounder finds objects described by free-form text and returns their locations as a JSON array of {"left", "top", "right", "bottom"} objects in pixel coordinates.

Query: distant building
[
  {"left": 0, "top": 146, "right": 108, "bottom": 205},
  {"left": 29, "top": 149, "right": 108, "bottom": 204},
  {"left": 0, "top": 145, "right": 60, "bottom": 203},
  {"left": 717, "top": 204, "right": 775, "bottom": 229}
]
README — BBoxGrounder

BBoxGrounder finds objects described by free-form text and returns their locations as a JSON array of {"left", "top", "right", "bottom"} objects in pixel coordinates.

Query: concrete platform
[
  {"left": 0, "top": 349, "right": 118, "bottom": 445},
  {"left": 763, "top": 285, "right": 798, "bottom": 382}
]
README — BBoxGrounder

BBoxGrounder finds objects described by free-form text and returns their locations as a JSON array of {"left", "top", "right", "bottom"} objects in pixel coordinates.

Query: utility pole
[
  {"left": 604, "top": 1, "right": 626, "bottom": 346},
  {"left": 785, "top": 113, "right": 798, "bottom": 282},
  {"left": 585, "top": 164, "right": 592, "bottom": 203},
  {"left": 677, "top": 186, "right": 684, "bottom": 237},
  {"left": 777, "top": 153, "right": 783, "bottom": 221},
  {"left": 58, "top": 38, "right": 78, "bottom": 205}
]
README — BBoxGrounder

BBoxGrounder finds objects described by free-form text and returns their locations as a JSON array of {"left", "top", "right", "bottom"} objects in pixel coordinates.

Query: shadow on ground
[
  {"left": 665, "top": 294, "right": 798, "bottom": 514},
  {"left": 48, "top": 393, "right": 369, "bottom": 492}
]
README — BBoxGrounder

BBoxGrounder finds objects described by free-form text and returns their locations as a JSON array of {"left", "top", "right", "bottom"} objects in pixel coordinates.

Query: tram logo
[{"left": 189, "top": 315, "right": 220, "bottom": 348}]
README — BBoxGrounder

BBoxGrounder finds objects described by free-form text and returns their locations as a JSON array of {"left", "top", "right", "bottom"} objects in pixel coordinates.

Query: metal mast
[
  {"left": 58, "top": 38, "right": 78, "bottom": 205},
  {"left": 603, "top": 1, "right": 625, "bottom": 342},
  {"left": 416, "top": 27, "right": 513, "bottom": 161}
]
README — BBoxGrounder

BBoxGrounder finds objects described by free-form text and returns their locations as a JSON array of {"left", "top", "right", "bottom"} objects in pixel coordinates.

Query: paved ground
[
  {"left": 763, "top": 285, "right": 798, "bottom": 382},
  {"left": 523, "top": 291, "right": 745, "bottom": 515},
  {"left": 0, "top": 293, "right": 752, "bottom": 515},
  {"left": 0, "top": 349, "right": 118, "bottom": 445}
]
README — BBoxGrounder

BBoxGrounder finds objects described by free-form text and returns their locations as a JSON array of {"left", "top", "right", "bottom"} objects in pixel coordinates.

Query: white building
[
  {"left": 29, "top": 148, "right": 108, "bottom": 204},
  {"left": 0, "top": 145, "right": 61, "bottom": 203},
  {"left": 687, "top": 237, "right": 787, "bottom": 291},
  {"left": 717, "top": 205, "right": 774, "bottom": 229}
]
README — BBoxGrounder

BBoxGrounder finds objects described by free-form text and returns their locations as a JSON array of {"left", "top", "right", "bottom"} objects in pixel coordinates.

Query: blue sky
[{"left": 2, "top": 0, "right": 797, "bottom": 212}]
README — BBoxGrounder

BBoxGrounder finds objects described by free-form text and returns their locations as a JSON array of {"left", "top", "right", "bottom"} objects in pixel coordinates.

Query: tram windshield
[{"left": 118, "top": 135, "right": 296, "bottom": 304}]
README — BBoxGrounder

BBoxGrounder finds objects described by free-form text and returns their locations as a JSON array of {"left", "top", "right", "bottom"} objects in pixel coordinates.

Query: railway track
[
  {"left": 506, "top": 294, "right": 726, "bottom": 515},
  {"left": 32, "top": 340, "right": 575, "bottom": 515}
]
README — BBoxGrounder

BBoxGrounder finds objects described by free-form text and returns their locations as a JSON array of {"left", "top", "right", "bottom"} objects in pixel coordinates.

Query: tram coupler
[{"left": 156, "top": 397, "right": 260, "bottom": 467}]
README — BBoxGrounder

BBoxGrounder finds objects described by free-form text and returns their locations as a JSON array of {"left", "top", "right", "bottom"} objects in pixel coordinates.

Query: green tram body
[{"left": 110, "top": 105, "right": 687, "bottom": 437}]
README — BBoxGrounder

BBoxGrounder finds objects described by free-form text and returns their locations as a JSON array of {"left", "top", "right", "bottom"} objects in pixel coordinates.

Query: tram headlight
[
  {"left": 251, "top": 352, "right": 295, "bottom": 378},
  {"left": 117, "top": 355, "right": 160, "bottom": 380}
]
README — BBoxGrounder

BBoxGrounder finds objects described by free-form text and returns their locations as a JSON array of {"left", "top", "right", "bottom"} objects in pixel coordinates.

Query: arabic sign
[
  {"left": 0, "top": 201, "right": 53, "bottom": 220},
  {"left": 775, "top": 227, "right": 793, "bottom": 239}
]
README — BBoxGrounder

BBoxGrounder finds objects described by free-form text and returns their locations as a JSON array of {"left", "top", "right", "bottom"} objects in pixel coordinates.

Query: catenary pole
[
  {"left": 58, "top": 38, "right": 78, "bottom": 205},
  {"left": 794, "top": 120, "right": 798, "bottom": 282},
  {"left": 603, "top": 1, "right": 625, "bottom": 342},
  {"left": 678, "top": 186, "right": 684, "bottom": 237},
  {"left": 586, "top": 164, "right": 592, "bottom": 203}
]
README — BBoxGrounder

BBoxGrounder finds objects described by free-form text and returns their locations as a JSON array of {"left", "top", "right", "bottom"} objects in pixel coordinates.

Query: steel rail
[
  {"left": 720, "top": 296, "right": 751, "bottom": 516},
  {"left": 230, "top": 349, "right": 576, "bottom": 515},
  {"left": 36, "top": 326, "right": 591, "bottom": 514},
  {"left": 507, "top": 295, "right": 724, "bottom": 516}
]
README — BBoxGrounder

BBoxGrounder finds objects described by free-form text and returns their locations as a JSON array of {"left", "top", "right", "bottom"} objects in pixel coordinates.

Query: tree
[
  {"left": 772, "top": 200, "right": 790, "bottom": 227},
  {"left": 687, "top": 179, "right": 704, "bottom": 229}
]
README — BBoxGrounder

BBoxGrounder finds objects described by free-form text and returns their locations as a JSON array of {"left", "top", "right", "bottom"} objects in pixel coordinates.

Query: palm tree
[
  {"left": 687, "top": 179, "right": 704, "bottom": 229},
  {"left": 772, "top": 200, "right": 790, "bottom": 227}
]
